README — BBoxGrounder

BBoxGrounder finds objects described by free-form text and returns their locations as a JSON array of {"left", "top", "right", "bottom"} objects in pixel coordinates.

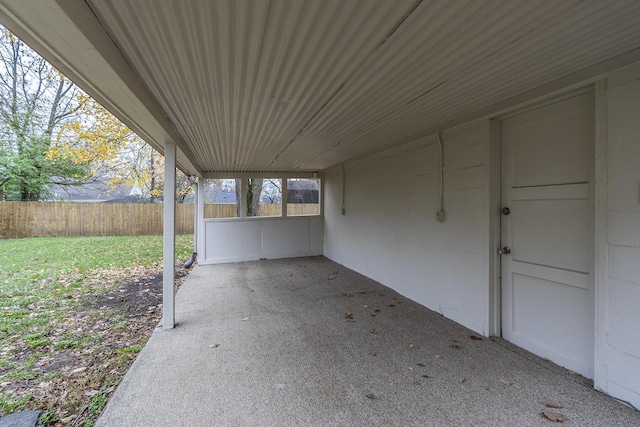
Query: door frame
[{"left": 487, "top": 84, "right": 603, "bottom": 355}]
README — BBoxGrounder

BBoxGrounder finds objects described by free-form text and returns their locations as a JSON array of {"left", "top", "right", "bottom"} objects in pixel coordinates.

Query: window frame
[{"left": 202, "top": 172, "right": 322, "bottom": 221}]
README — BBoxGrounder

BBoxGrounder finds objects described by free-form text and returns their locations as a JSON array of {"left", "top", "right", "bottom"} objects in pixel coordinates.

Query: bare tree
[{"left": 0, "top": 26, "right": 83, "bottom": 200}]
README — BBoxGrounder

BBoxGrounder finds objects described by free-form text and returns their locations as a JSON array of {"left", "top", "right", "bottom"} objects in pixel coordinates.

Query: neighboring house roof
[
  {"left": 46, "top": 180, "right": 130, "bottom": 202},
  {"left": 287, "top": 180, "right": 319, "bottom": 204},
  {"left": 208, "top": 189, "right": 236, "bottom": 203},
  {"left": 103, "top": 195, "right": 159, "bottom": 204}
]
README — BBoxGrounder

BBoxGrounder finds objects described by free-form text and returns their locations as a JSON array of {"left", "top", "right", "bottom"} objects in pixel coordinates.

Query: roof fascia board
[
  {"left": 54, "top": 0, "right": 203, "bottom": 177},
  {"left": 204, "top": 172, "right": 318, "bottom": 180}
]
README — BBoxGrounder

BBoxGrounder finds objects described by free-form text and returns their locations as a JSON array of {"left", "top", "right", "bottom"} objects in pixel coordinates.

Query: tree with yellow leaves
[
  {"left": 0, "top": 26, "right": 87, "bottom": 200},
  {"left": 0, "top": 26, "right": 195, "bottom": 203}
]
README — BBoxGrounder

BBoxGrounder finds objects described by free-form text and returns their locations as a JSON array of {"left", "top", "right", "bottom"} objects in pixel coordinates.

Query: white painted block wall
[
  {"left": 597, "top": 62, "right": 640, "bottom": 408},
  {"left": 323, "top": 120, "right": 490, "bottom": 335},
  {"left": 199, "top": 216, "right": 324, "bottom": 264}
]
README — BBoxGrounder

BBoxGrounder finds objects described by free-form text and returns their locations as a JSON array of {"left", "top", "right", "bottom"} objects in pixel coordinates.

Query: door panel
[
  {"left": 508, "top": 95, "right": 592, "bottom": 187},
  {"left": 510, "top": 273, "right": 592, "bottom": 375},
  {"left": 501, "top": 92, "right": 594, "bottom": 378},
  {"left": 512, "top": 196, "right": 590, "bottom": 272}
]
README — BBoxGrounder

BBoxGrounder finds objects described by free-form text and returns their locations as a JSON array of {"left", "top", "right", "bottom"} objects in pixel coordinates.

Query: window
[
  {"left": 202, "top": 177, "right": 320, "bottom": 219},
  {"left": 287, "top": 178, "right": 320, "bottom": 216},
  {"left": 246, "top": 178, "right": 282, "bottom": 217},
  {"left": 203, "top": 179, "right": 238, "bottom": 218}
]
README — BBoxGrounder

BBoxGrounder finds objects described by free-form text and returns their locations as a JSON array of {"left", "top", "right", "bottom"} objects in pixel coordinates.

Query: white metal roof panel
[{"left": 2, "top": 0, "right": 640, "bottom": 174}]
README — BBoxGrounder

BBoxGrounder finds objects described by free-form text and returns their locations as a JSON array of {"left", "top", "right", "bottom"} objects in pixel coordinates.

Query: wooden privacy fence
[{"left": 0, "top": 201, "right": 319, "bottom": 238}]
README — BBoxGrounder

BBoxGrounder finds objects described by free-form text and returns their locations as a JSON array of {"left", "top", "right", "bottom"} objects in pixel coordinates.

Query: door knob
[
  {"left": 498, "top": 246, "right": 511, "bottom": 255},
  {"left": 501, "top": 207, "right": 510, "bottom": 215}
]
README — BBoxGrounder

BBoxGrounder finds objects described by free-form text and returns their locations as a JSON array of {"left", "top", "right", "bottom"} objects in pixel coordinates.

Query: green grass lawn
[{"left": 0, "top": 235, "right": 192, "bottom": 425}]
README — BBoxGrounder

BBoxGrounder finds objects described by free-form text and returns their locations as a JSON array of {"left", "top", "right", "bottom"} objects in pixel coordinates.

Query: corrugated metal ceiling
[{"left": 6, "top": 0, "right": 640, "bottom": 174}]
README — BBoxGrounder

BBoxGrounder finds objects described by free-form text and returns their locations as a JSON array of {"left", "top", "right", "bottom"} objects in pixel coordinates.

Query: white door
[{"left": 500, "top": 92, "right": 594, "bottom": 378}]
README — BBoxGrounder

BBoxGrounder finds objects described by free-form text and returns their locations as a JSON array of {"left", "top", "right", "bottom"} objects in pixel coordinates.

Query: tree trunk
[
  {"left": 149, "top": 153, "right": 156, "bottom": 203},
  {"left": 247, "top": 178, "right": 263, "bottom": 216},
  {"left": 234, "top": 179, "right": 263, "bottom": 216}
]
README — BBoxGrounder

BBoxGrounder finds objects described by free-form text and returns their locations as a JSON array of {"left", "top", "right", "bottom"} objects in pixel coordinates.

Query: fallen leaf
[
  {"left": 435, "top": 354, "right": 442, "bottom": 359},
  {"left": 469, "top": 335, "right": 482, "bottom": 340},
  {"left": 387, "top": 304, "right": 395, "bottom": 307},
  {"left": 209, "top": 344, "right": 220, "bottom": 349},
  {"left": 70, "top": 367, "right": 87, "bottom": 375},
  {"left": 241, "top": 317, "right": 250, "bottom": 321},
  {"left": 327, "top": 276, "right": 336, "bottom": 280},
  {"left": 345, "top": 312, "right": 353, "bottom": 319},
  {"left": 409, "top": 343, "right": 420, "bottom": 350},
  {"left": 538, "top": 399, "right": 563, "bottom": 409},
  {"left": 366, "top": 393, "right": 376, "bottom": 400},
  {"left": 370, "top": 329, "right": 379, "bottom": 334},
  {"left": 500, "top": 379, "right": 521, "bottom": 389},
  {"left": 542, "top": 411, "right": 567, "bottom": 422},
  {"left": 417, "top": 363, "right": 426, "bottom": 367}
]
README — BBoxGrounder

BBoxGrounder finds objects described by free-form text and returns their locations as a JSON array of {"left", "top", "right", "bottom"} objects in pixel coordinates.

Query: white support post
[
  {"left": 240, "top": 178, "right": 247, "bottom": 218},
  {"left": 281, "top": 178, "right": 288, "bottom": 218},
  {"left": 192, "top": 178, "right": 199, "bottom": 255},
  {"left": 197, "top": 177, "right": 205, "bottom": 259},
  {"left": 163, "top": 141, "right": 176, "bottom": 329}
]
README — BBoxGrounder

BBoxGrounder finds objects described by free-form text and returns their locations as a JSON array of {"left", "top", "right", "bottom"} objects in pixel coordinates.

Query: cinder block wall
[
  {"left": 597, "top": 62, "right": 640, "bottom": 408},
  {"left": 323, "top": 65, "right": 640, "bottom": 407},
  {"left": 323, "top": 120, "right": 490, "bottom": 335}
]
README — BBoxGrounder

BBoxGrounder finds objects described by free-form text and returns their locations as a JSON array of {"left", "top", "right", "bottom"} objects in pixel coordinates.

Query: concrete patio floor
[{"left": 97, "top": 257, "right": 639, "bottom": 426}]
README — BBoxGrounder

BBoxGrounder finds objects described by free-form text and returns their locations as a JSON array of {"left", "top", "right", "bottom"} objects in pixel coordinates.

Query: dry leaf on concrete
[
  {"left": 409, "top": 343, "right": 420, "bottom": 350},
  {"left": 370, "top": 329, "right": 379, "bottom": 334},
  {"left": 500, "top": 379, "right": 521, "bottom": 388},
  {"left": 542, "top": 411, "right": 567, "bottom": 422},
  {"left": 538, "top": 399, "right": 563, "bottom": 408},
  {"left": 345, "top": 312, "right": 353, "bottom": 319},
  {"left": 469, "top": 335, "right": 482, "bottom": 340}
]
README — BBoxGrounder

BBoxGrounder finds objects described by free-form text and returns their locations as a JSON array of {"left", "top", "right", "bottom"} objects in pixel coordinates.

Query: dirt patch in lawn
[
  {"left": 91, "top": 266, "right": 190, "bottom": 318},
  {"left": 0, "top": 264, "right": 192, "bottom": 426}
]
